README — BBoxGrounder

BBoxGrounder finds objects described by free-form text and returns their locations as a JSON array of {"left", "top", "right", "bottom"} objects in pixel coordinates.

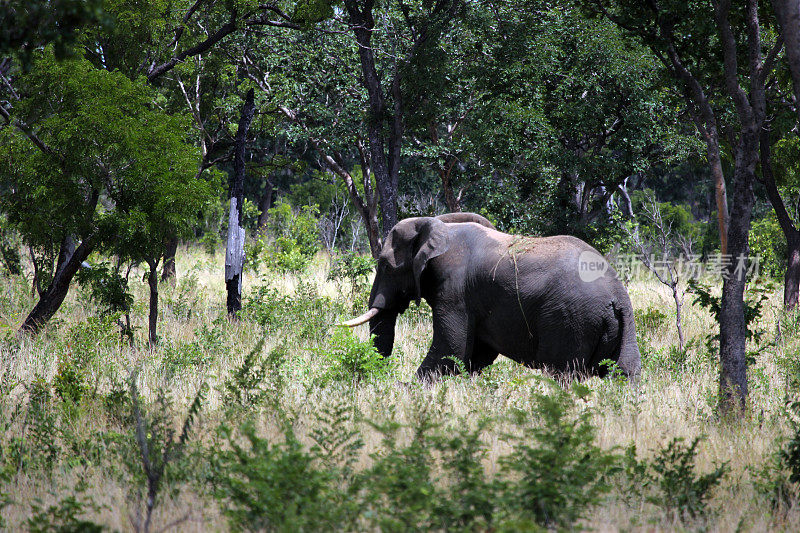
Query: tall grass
[{"left": 0, "top": 244, "right": 798, "bottom": 531}]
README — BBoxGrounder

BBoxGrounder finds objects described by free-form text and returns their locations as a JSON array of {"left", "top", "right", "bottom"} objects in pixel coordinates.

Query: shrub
[
  {"left": 0, "top": 221, "right": 22, "bottom": 276},
  {"left": 754, "top": 398, "right": 800, "bottom": 515},
  {"left": 256, "top": 200, "right": 321, "bottom": 274},
  {"left": 75, "top": 262, "right": 133, "bottom": 316},
  {"left": 497, "top": 380, "right": 620, "bottom": 529},
  {"left": 53, "top": 358, "right": 89, "bottom": 420},
  {"left": 362, "top": 405, "right": 442, "bottom": 531},
  {"left": 634, "top": 306, "right": 668, "bottom": 335},
  {"left": 123, "top": 378, "right": 207, "bottom": 533},
  {"left": 162, "top": 320, "right": 225, "bottom": 375},
  {"left": 242, "top": 281, "right": 344, "bottom": 343},
  {"left": 327, "top": 252, "right": 374, "bottom": 311},
  {"left": 750, "top": 213, "right": 786, "bottom": 279},
  {"left": 241, "top": 283, "right": 291, "bottom": 330},
  {"left": 60, "top": 314, "right": 122, "bottom": 389},
  {"left": 222, "top": 338, "right": 286, "bottom": 413},
  {"left": 319, "top": 329, "right": 394, "bottom": 384},
  {"left": 431, "top": 418, "right": 496, "bottom": 531},
  {"left": 26, "top": 481, "right": 105, "bottom": 533},
  {"left": 646, "top": 437, "right": 727, "bottom": 523},
  {"left": 211, "top": 421, "right": 355, "bottom": 532},
  {"left": 688, "top": 278, "right": 773, "bottom": 346}
]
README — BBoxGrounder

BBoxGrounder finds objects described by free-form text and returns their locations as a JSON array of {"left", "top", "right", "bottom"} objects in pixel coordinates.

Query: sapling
[{"left": 629, "top": 193, "right": 693, "bottom": 351}]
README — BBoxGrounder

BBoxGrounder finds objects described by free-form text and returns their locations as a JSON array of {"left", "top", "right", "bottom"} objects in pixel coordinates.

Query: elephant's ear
[{"left": 412, "top": 218, "right": 450, "bottom": 304}]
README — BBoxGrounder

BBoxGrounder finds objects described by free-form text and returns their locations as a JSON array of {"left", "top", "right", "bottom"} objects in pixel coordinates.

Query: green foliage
[
  {"left": 429, "top": 418, "right": 496, "bottom": 531},
  {"left": 752, "top": 397, "right": 800, "bottom": 518},
  {"left": 293, "top": 0, "right": 341, "bottom": 24},
  {"left": 75, "top": 262, "right": 133, "bottom": 316},
  {"left": 635, "top": 306, "right": 668, "bottom": 335},
  {"left": 222, "top": 336, "right": 286, "bottom": 412},
  {"left": 497, "top": 379, "right": 620, "bottom": 529},
  {"left": 20, "top": 377, "right": 61, "bottom": 472},
  {"left": 211, "top": 419, "right": 357, "bottom": 532},
  {"left": 750, "top": 213, "right": 787, "bottom": 279},
  {"left": 362, "top": 408, "right": 442, "bottom": 531},
  {"left": 320, "top": 329, "right": 394, "bottom": 384},
  {"left": 0, "top": 0, "right": 106, "bottom": 66},
  {"left": 631, "top": 190, "right": 703, "bottom": 244},
  {"left": 52, "top": 358, "right": 89, "bottom": 415},
  {"left": 161, "top": 320, "right": 226, "bottom": 375},
  {"left": 327, "top": 252, "right": 375, "bottom": 310},
  {"left": 252, "top": 201, "right": 320, "bottom": 274},
  {"left": 646, "top": 438, "right": 727, "bottom": 522},
  {"left": 0, "top": 220, "right": 22, "bottom": 276},
  {"left": 688, "top": 279, "right": 773, "bottom": 346},
  {"left": 26, "top": 480, "right": 105, "bottom": 533},
  {"left": 125, "top": 377, "right": 207, "bottom": 532},
  {"left": 243, "top": 280, "right": 343, "bottom": 344}
]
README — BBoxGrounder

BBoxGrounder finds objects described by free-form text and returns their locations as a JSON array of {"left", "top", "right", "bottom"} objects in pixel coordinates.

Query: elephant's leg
[
  {"left": 466, "top": 339, "right": 499, "bottom": 374},
  {"left": 415, "top": 307, "right": 473, "bottom": 381}
]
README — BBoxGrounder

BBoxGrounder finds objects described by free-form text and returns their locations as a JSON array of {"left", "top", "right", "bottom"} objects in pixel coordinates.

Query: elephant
[{"left": 342, "top": 213, "right": 641, "bottom": 381}]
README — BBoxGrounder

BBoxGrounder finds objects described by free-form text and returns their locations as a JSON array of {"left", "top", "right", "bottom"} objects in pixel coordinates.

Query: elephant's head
[{"left": 342, "top": 216, "right": 452, "bottom": 357}]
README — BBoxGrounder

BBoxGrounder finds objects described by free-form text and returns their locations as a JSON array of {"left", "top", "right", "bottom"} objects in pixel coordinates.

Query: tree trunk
[
  {"left": 672, "top": 284, "right": 685, "bottom": 352},
  {"left": 323, "top": 151, "right": 382, "bottom": 258},
  {"left": 161, "top": 237, "right": 178, "bottom": 282},
  {"left": 19, "top": 237, "right": 95, "bottom": 334},
  {"left": 760, "top": 126, "right": 800, "bottom": 308},
  {"left": 707, "top": 134, "right": 730, "bottom": 255},
  {"left": 440, "top": 159, "right": 462, "bottom": 212},
  {"left": 718, "top": 151, "right": 754, "bottom": 412},
  {"left": 772, "top": 0, "right": 800, "bottom": 127},
  {"left": 786, "top": 234, "right": 800, "bottom": 309},
  {"left": 225, "top": 88, "right": 256, "bottom": 316},
  {"left": 345, "top": 2, "right": 401, "bottom": 237},
  {"left": 714, "top": 0, "right": 764, "bottom": 414},
  {"left": 146, "top": 259, "right": 159, "bottom": 347},
  {"left": 257, "top": 179, "right": 274, "bottom": 232},
  {"left": 770, "top": 0, "right": 800, "bottom": 308}
]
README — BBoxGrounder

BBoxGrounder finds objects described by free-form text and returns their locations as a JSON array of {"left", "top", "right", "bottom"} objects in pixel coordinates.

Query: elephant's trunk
[
  {"left": 339, "top": 307, "right": 380, "bottom": 327},
  {"left": 369, "top": 311, "right": 398, "bottom": 358}
]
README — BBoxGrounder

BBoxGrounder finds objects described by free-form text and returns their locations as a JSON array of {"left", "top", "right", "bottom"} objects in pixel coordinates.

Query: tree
[
  {"left": 764, "top": 0, "right": 800, "bottom": 308},
  {"left": 0, "top": 51, "right": 213, "bottom": 339},
  {"left": 591, "top": 0, "right": 781, "bottom": 411},
  {"left": 226, "top": 88, "right": 256, "bottom": 316},
  {"left": 0, "top": 0, "right": 104, "bottom": 66}
]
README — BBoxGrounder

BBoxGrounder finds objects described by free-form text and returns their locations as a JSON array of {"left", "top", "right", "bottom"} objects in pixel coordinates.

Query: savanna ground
[{"left": 1, "top": 244, "right": 800, "bottom": 532}]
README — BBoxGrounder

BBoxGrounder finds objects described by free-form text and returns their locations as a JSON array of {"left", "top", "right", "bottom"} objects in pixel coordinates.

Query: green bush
[
  {"left": 362, "top": 410, "right": 442, "bottom": 531},
  {"left": 75, "top": 262, "right": 133, "bottom": 316},
  {"left": 646, "top": 437, "right": 727, "bottom": 523},
  {"left": 750, "top": 213, "right": 786, "bottom": 279},
  {"left": 0, "top": 220, "right": 22, "bottom": 276},
  {"left": 222, "top": 338, "right": 287, "bottom": 413},
  {"left": 754, "top": 398, "right": 800, "bottom": 515},
  {"left": 241, "top": 283, "right": 291, "bottom": 330},
  {"left": 26, "top": 481, "right": 105, "bottom": 533},
  {"left": 319, "top": 329, "right": 394, "bottom": 384},
  {"left": 161, "top": 321, "right": 224, "bottom": 375},
  {"left": 635, "top": 306, "right": 668, "bottom": 336},
  {"left": 497, "top": 380, "right": 620, "bottom": 529},
  {"left": 212, "top": 422, "right": 356, "bottom": 532},
  {"left": 255, "top": 200, "right": 321, "bottom": 274},
  {"left": 430, "top": 418, "right": 496, "bottom": 531},
  {"left": 327, "top": 252, "right": 375, "bottom": 311},
  {"left": 53, "top": 359, "right": 89, "bottom": 420},
  {"left": 243, "top": 280, "right": 344, "bottom": 343}
]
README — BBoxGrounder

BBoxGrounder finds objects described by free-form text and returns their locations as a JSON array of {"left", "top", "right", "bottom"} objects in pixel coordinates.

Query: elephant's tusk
[{"left": 339, "top": 307, "right": 380, "bottom": 327}]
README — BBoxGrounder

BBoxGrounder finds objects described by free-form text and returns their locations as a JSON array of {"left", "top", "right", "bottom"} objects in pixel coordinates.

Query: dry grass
[{"left": 1, "top": 244, "right": 799, "bottom": 531}]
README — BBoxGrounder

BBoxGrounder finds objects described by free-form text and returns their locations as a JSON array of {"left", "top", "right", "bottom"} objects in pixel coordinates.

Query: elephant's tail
[{"left": 612, "top": 299, "right": 641, "bottom": 380}]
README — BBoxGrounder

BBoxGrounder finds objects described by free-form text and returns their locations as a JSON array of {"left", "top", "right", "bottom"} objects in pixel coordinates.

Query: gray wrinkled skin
[{"left": 364, "top": 214, "right": 641, "bottom": 382}]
